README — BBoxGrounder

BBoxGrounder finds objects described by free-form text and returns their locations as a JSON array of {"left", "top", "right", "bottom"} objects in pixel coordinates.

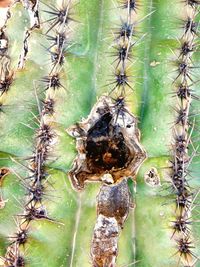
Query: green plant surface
[{"left": 0, "top": 0, "right": 200, "bottom": 267}]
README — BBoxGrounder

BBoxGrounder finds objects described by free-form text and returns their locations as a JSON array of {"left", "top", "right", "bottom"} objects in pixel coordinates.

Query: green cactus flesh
[{"left": 0, "top": 0, "right": 200, "bottom": 267}]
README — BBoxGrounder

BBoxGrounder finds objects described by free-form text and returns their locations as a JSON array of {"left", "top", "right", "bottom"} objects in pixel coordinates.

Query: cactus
[{"left": 0, "top": 0, "right": 200, "bottom": 267}]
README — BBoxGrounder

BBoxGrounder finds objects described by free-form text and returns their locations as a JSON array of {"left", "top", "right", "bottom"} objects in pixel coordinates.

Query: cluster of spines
[
  {"left": 39, "top": 0, "right": 74, "bottom": 168},
  {"left": 108, "top": 0, "right": 140, "bottom": 97},
  {"left": 170, "top": 1, "right": 200, "bottom": 265},
  {"left": 2, "top": 97, "right": 56, "bottom": 266},
  {"left": 2, "top": 0, "right": 76, "bottom": 265},
  {"left": 39, "top": 0, "right": 74, "bottom": 91}
]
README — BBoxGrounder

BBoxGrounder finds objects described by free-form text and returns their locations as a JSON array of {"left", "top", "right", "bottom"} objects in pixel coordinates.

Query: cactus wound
[
  {"left": 67, "top": 96, "right": 146, "bottom": 191},
  {"left": 0, "top": 8, "right": 12, "bottom": 96},
  {"left": 0, "top": 168, "right": 9, "bottom": 209},
  {"left": 67, "top": 0, "right": 147, "bottom": 265},
  {"left": 18, "top": 0, "right": 40, "bottom": 69},
  {"left": 91, "top": 179, "right": 132, "bottom": 267}
]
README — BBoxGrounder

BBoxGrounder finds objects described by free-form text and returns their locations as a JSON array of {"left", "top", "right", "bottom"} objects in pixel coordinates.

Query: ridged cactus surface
[{"left": 0, "top": 0, "right": 200, "bottom": 267}]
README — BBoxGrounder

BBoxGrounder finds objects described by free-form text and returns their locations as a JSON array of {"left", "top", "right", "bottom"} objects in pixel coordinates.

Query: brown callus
[{"left": 67, "top": 95, "right": 146, "bottom": 191}]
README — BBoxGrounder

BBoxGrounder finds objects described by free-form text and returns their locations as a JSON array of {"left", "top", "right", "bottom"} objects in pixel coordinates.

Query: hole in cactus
[
  {"left": 144, "top": 167, "right": 161, "bottom": 187},
  {"left": 67, "top": 96, "right": 146, "bottom": 190},
  {"left": 86, "top": 112, "right": 130, "bottom": 171}
]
